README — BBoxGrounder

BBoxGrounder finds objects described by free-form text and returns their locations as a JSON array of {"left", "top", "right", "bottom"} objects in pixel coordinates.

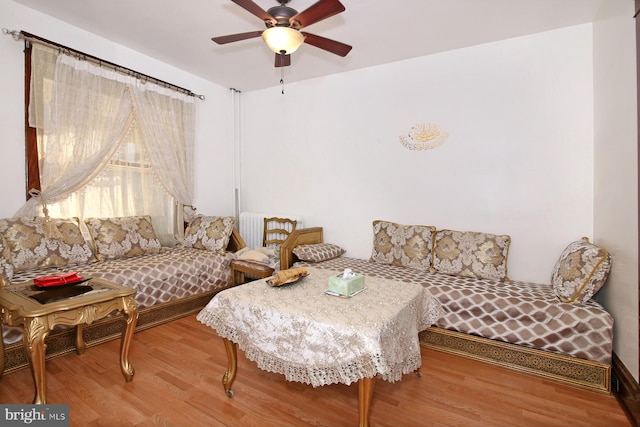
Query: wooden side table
[
  {"left": 0, "top": 277, "right": 138, "bottom": 404},
  {"left": 230, "top": 260, "right": 274, "bottom": 286}
]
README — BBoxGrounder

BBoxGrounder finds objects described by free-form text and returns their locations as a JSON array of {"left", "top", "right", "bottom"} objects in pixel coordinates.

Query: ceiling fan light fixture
[{"left": 262, "top": 27, "right": 305, "bottom": 54}]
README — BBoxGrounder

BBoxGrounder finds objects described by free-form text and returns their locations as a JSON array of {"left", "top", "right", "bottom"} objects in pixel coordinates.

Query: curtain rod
[{"left": 2, "top": 28, "right": 205, "bottom": 100}]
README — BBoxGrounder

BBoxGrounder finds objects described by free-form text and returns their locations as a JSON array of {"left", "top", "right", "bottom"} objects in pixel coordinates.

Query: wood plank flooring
[{"left": 0, "top": 314, "right": 631, "bottom": 426}]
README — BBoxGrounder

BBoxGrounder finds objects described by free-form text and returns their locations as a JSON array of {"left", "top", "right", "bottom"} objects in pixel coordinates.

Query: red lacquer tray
[{"left": 33, "top": 272, "right": 89, "bottom": 288}]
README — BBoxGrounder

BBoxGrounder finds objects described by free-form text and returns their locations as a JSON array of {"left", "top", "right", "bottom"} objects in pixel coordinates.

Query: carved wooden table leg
[
  {"left": 222, "top": 337, "right": 238, "bottom": 397},
  {"left": 23, "top": 317, "right": 49, "bottom": 404},
  {"left": 119, "top": 296, "right": 138, "bottom": 382},
  {"left": 358, "top": 377, "right": 376, "bottom": 427},
  {"left": 0, "top": 277, "right": 138, "bottom": 403},
  {"left": 75, "top": 323, "right": 86, "bottom": 355}
]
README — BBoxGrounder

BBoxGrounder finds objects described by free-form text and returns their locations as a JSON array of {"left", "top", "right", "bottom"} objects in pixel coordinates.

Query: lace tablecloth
[{"left": 197, "top": 267, "right": 444, "bottom": 387}]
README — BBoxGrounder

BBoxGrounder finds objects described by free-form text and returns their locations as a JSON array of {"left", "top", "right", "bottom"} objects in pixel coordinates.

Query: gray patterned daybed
[
  {"left": 0, "top": 215, "right": 245, "bottom": 374},
  {"left": 279, "top": 224, "right": 614, "bottom": 393}
]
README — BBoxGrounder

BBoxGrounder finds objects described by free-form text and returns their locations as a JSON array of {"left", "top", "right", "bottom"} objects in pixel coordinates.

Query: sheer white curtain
[
  {"left": 19, "top": 45, "right": 196, "bottom": 244},
  {"left": 18, "top": 48, "right": 132, "bottom": 217},
  {"left": 129, "top": 83, "right": 195, "bottom": 206}
]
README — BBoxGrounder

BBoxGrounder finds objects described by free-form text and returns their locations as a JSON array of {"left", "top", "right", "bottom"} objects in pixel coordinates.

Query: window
[{"left": 45, "top": 122, "right": 179, "bottom": 245}]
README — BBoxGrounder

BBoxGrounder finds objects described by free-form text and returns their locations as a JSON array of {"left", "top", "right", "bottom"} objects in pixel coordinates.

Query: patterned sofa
[
  {"left": 0, "top": 215, "right": 245, "bottom": 373},
  {"left": 279, "top": 222, "right": 614, "bottom": 393}
]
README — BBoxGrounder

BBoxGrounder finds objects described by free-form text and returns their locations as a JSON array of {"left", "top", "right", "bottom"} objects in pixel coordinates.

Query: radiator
[{"left": 239, "top": 212, "right": 303, "bottom": 249}]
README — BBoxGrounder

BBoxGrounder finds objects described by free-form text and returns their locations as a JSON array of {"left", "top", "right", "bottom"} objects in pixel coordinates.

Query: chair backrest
[{"left": 263, "top": 217, "right": 297, "bottom": 248}]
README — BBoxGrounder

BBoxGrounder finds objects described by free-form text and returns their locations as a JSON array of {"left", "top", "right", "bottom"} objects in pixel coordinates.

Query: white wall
[
  {"left": 593, "top": 0, "right": 639, "bottom": 380},
  {"left": 240, "top": 24, "right": 595, "bottom": 284},
  {"left": 0, "top": 0, "right": 235, "bottom": 218}
]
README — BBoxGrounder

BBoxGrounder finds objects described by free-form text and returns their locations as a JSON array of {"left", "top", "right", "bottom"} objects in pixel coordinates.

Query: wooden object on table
[
  {"left": 231, "top": 217, "right": 297, "bottom": 286},
  {"left": 0, "top": 277, "right": 138, "bottom": 404}
]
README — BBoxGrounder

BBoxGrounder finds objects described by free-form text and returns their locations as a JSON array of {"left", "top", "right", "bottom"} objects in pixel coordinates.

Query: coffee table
[
  {"left": 197, "top": 267, "right": 444, "bottom": 426},
  {"left": 0, "top": 276, "right": 138, "bottom": 404}
]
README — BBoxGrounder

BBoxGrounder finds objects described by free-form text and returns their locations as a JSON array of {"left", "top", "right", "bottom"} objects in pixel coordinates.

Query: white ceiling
[{"left": 12, "top": 0, "right": 604, "bottom": 92}]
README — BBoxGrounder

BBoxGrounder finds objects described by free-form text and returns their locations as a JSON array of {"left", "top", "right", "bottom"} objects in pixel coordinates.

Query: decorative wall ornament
[{"left": 399, "top": 123, "right": 449, "bottom": 151}]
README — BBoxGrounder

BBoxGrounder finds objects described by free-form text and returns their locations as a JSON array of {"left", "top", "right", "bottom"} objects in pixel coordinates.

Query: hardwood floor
[{"left": 0, "top": 314, "right": 631, "bottom": 426}]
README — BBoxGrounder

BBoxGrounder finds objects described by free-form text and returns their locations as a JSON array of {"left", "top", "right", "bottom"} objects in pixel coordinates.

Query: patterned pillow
[
  {"left": 0, "top": 217, "right": 94, "bottom": 273},
  {"left": 432, "top": 229, "right": 511, "bottom": 281},
  {"left": 85, "top": 216, "right": 161, "bottom": 261},
  {"left": 370, "top": 220, "right": 436, "bottom": 270},
  {"left": 551, "top": 237, "right": 612, "bottom": 304},
  {"left": 184, "top": 215, "right": 236, "bottom": 254},
  {"left": 0, "top": 235, "right": 15, "bottom": 282},
  {"left": 293, "top": 243, "right": 345, "bottom": 263}
]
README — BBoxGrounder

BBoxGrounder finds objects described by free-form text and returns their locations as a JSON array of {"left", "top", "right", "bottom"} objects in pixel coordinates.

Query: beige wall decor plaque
[{"left": 399, "top": 123, "right": 449, "bottom": 151}]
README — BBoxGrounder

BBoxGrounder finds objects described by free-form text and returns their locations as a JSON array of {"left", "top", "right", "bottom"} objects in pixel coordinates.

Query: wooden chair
[{"left": 231, "top": 217, "right": 297, "bottom": 286}]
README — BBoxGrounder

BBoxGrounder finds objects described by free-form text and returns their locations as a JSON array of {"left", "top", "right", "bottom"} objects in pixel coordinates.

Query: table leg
[
  {"left": 75, "top": 324, "right": 86, "bottom": 355},
  {"left": 23, "top": 317, "right": 49, "bottom": 404},
  {"left": 120, "top": 296, "right": 138, "bottom": 382},
  {"left": 358, "top": 377, "right": 376, "bottom": 427},
  {"left": 222, "top": 338, "right": 237, "bottom": 398}
]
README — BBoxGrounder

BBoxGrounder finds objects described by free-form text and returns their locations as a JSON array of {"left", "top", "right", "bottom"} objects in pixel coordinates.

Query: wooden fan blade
[
  {"left": 212, "top": 31, "right": 263, "bottom": 44},
  {"left": 231, "top": 0, "right": 276, "bottom": 25},
  {"left": 290, "top": 0, "right": 345, "bottom": 29},
  {"left": 301, "top": 32, "right": 352, "bottom": 57},
  {"left": 275, "top": 53, "right": 291, "bottom": 67}
]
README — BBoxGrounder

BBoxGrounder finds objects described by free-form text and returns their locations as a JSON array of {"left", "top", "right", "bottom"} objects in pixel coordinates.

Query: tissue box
[{"left": 328, "top": 273, "right": 365, "bottom": 296}]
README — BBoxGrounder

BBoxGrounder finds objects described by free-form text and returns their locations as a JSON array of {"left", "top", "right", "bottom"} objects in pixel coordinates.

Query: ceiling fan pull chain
[{"left": 280, "top": 53, "right": 285, "bottom": 94}]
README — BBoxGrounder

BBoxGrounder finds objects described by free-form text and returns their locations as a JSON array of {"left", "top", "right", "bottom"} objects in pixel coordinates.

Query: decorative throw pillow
[
  {"left": 432, "top": 229, "right": 511, "bottom": 281},
  {"left": 370, "top": 220, "right": 436, "bottom": 270},
  {"left": 184, "top": 215, "right": 236, "bottom": 254},
  {"left": 293, "top": 243, "right": 346, "bottom": 263},
  {"left": 85, "top": 215, "right": 161, "bottom": 261},
  {"left": 0, "top": 235, "right": 15, "bottom": 282},
  {"left": 236, "top": 248, "right": 270, "bottom": 263},
  {"left": 0, "top": 217, "right": 94, "bottom": 272},
  {"left": 257, "top": 246, "right": 276, "bottom": 257},
  {"left": 551, "top": 237, "right": 612, "bottom": 304}
]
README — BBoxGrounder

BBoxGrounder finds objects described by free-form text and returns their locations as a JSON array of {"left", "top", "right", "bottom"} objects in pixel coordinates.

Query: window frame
[{"left": 24, "top": 42, "right": 41, "bottom": 200}]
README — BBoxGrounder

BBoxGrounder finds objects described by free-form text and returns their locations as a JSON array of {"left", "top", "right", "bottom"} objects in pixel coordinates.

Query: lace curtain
[
  {"left": 129, "top": 84, "right": 194, "bottom": 205},
  {"left": 18, "top": 44, "right": 195, "bottom": 243}
]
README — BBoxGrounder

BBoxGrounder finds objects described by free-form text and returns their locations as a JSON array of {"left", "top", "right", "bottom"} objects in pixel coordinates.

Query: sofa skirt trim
[{"left": 420, "top": 326, "right": 611, "bottom": 393}]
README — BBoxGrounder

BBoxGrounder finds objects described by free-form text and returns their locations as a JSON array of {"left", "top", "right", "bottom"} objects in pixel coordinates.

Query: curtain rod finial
[{"left": 2, "top": 28, "right": 22, "bottom": 41}]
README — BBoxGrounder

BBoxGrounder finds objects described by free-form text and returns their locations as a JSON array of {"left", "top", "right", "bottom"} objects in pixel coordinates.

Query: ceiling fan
[{"left": 212, "top": 0, "right": 352, "bottom": 67}]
